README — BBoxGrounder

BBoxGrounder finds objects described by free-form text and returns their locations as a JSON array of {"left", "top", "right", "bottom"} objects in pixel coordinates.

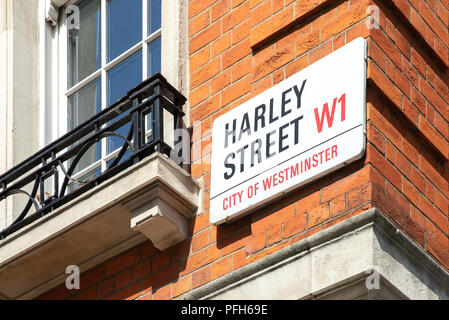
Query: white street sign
[{"left": 210, "top": 37, "right": 367, "bottom": 225}]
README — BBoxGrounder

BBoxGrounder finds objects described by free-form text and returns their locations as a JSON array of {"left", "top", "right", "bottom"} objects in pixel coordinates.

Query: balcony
[{"left": 0, "top": 73, "right": 200, "bottom": 299}]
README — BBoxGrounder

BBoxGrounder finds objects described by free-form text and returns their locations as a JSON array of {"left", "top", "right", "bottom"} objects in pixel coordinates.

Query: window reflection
[
  {"left": 107, "top": 51, "right": 143, "bottom": 153},
  {"left": 107, "top": 0, "right": 142, "bottom": 62},
  {"left": 68, "top": 0, "right": 101, "bottom": 88}
]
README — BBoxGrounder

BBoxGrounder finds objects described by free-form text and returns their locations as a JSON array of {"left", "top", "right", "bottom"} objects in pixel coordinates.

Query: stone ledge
[
  {"left": 0, "top": 153, "right": 199, "bottom": 300},
  {"left": 178, "top": 208, "right": 449, "bottom": 300}
]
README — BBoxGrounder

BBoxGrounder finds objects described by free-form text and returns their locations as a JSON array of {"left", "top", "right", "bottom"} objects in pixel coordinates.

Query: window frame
[{"left": 57, "top": 0, "right": 162, "bottom": 180}]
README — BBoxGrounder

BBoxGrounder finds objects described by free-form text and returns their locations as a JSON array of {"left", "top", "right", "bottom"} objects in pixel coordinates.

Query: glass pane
[
  {"left": 68, "top": 78, "right": 102, "bottom": 172},
  {"left": 148, "top": 0, "right": 161, "bottom": 35},
  {"left": 107, "top": 0, "right": 142, "bottom": 62},
  {"left": 148, "top": 37, "right": 161, "bottom": 77},
  {"left": 68, "top": 0, "right": 101, "bottom": 88},
  {"left": 68, "top": 166, "right": 102, "bottom": 193},
  {"left": 107, "top": 51, "right": 142, "bottom": 153}
]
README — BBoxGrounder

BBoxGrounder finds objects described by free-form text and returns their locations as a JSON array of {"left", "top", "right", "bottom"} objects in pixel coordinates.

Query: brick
[
  {"left": 221, "top": 76, "right": 251, "bottom": 106},
  {"left": 189, "top": 0, "right": 218, "bottom": 18},
  {"left": 246, "top": 241, "right": 290, "bottom": 264},
  {"left": 395, "top": 150, "right": 411, "bottom": 179},
  {"left": 403, "top": 206, "right": 426, "bottom": 247},
  {"left": 211, "top": 32, "right": 232, "bottom": 57},
  {"left": 320, "top": 0, "right": 371, "bottom": 42},
  {"left": 321, "top": 166, "right": 372, "bottom": 203},
  {"left": 142, "top": 264, "right": 179, "bottom": 293},
  {"left": 418, "top": 115, "right": 449, "bottom": 162},
  {"left": 367, "top": 123, "right": 385, "bottom": 154},
  {"left": 402, "top": 178, "right": 420, "bottom": 208},
  {"left": 233, "top": 20, "right": 250, "bottom": 44},
  {"left": 232, "top": 56, "right": 252, "bottom": 81},
  {"left": 348, "top": 183, "right": 373, "bottom": 209},
  {"left": 74, "top": 286, "right": 97, "bottom": 300},
  {"left": 170, "top": 240, "right": 191, "bottom": 263},
  {"left": 222, "top": 1, "right": 250, "bottom": 32},
  {"left": 283, "top": 213, "right": 306, "bottom": 238},
  {"left": 285, "top": 55, "right": 308, "bottom": 78},
  {"left": 367, "top": 60, "right": 403, "bottom": 112},
  {"left": 273, "top": 0, "right": 284, "bottom": 13},
  {"left": 252, "top": 44, "right": 294, "bottom": 82},
  {"left": 295, "top": 0, "right": 321, "bottom": 20},
  {"left": 192, "top": 266, "right": 211, "bottom": 289},
  {"left": 385, "top": 141, "right": 395, "bottom": 163},
  {"left": 140, "top": 241, "right": 159, "bottom": 260},
  {"left": 427, "top": 221, "right": 449, "bottom": 267},
  {"left": 368, "top": 39, "right": 386, "bottom": 72},
  {"left": 192, "top": 228, "right": 211, "bottom": 252},
  {"left": 190, "top": 46, "right": 210, "bottom": 73},
  {"left": 308, "top": 203, "right": 330, "bottom": 228},
  {"left": 233, "top": 0, "right": 247, "bottom": 7},
  {"left": 211, "top": 0, "right": 231, "bottom": 21},
  {"left": 250, "top": 0, "right": 271, "bottom": 27},
  {"left": 252, "top": 203, "right": 295, "bottom": 233},
  {"left": 211, "top": 255, "right": 233, "bottom": 280},
  {"left": 421, "top": 194, "right": 449, "bottom": 235},
  {"left": 402, "top": 97, "right": 419, "bottom": 128},
  {"left": 296, "top": 29, "right": 320, "bottom": 56},
  {"left": 133, "top": 260, "right": 151, "bottom": 280},
  {"left": 190, "top": 21, "right": 221, "bottom": 54},
  {"left": 395, "top": 27, "right": 411, "bottom": 59},
  {"left": 115, "top": 269, "right": 132, "bottom": 290},
  {"left": 97, "top": 278, "right": 114, "bottom": 299},
  {"left": 251, "top": 6, "right": 294, "bottom": 47},
  {"left": 211, "top": 69, "right": 231, "bottom": 95},
  {"left": 246, "top": 231, "right": 267, "bottom": 254},
  {"left": 411, "top": 47, "right": 427, "bottom": 77},
  {"left": 190, "top": 82, "right": 210, "bottom": 107},
  {"left": 232, "top": 249, "right": 247, "bottom": 270},
  {"left": 268, "top": 224, "right": 283, "bottom": 245},
  {"left": 401, "top": 57, "right": 419, "bottom": 88},
  {"left": 434, "top": 189, "right": 449, "bottom": 216},
  {"left": 106, "top": 282, "right": 141, "bottom": 300},
  {"left": 330, "top": 194, "right": 346, "bottom": 217},
  {"left": 365, "top": 144, "right": 402, "bottom": 191},
  {"left": 189, "top": 10, "right": 211, "bottom": 37},
  {"left": 180, "top": 245, "right": 220, "bottom": 275},
  {"left": 222, "top": 39, "right": 251, "bottom": 69},
  {"left": 105, "top": 247, "right": 140, "bottom": 277},
  {"left": 152, "top": 284, "right": 171, "bottom": 300},
  {"left": 250, "top": 75, "right": 272, "bottom": 97},
  {"left": 80, "top": 265, "right": 105, "bottom": 288},
  {"left": 172, "top": 276, "right": 191, "bottom": 298},
  {"left": 309, "top": 41, "right": 332, "bottom": 64},
  {"left": 420, "top": 0, "right": 449, "bottom": 47},
  {"left": 152, "top": 250, "right": 170, "bottom": 272},
  {"left": 191, "top": 58, "right": 221, "bottom": 89},
  {"left": 395, "top": 67, "right": 411, "bottom": 98},
  {"left": 190, "top": 94, "right": 221, "bottom": 123}
]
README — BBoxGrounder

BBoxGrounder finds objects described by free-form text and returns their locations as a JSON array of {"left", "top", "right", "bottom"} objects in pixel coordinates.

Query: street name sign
[{"left": 210, "top": 37, "right": 367, "bottom": 225}]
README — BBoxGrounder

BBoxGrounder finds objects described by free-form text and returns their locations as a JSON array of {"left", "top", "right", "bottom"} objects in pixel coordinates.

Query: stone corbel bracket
[
  {"left": 45, "top": 0, "right": 59, "bottom": 27},
  {"left": 122, "top": 157, "right": 200, "bottom": 251}
]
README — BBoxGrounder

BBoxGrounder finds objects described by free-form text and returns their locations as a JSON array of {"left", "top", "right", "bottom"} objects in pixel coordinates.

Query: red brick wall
[{"left": 39, "top": 0, "right": 449, "bottom": 300}]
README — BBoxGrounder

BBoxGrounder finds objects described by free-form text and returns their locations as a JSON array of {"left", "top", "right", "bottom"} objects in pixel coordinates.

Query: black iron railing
[{"left": 0, "top": 73, "right": 187, "bottom": 240}]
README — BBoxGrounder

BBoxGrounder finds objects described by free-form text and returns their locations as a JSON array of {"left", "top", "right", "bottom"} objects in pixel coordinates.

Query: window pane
[
  {"left": 68, "top": 78, "right": 102, "bottom": 172},
  {"left": 148, "top": 0, "right": 161, "bottom": 35},
  {"left": 68, "top": 166, "right": 102, "bottom": 193},
  {"left": 68, "top": 0, "right": 101, "bottom": 88},
  {"left": 107, "top": 0, "right": 142, "bottom": 62},
  {"left": 148, "top": 37, "right": 161, "bottom": 77},
  {"left": 107, "top": 51, "right": 142, "bottom": 153}
]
